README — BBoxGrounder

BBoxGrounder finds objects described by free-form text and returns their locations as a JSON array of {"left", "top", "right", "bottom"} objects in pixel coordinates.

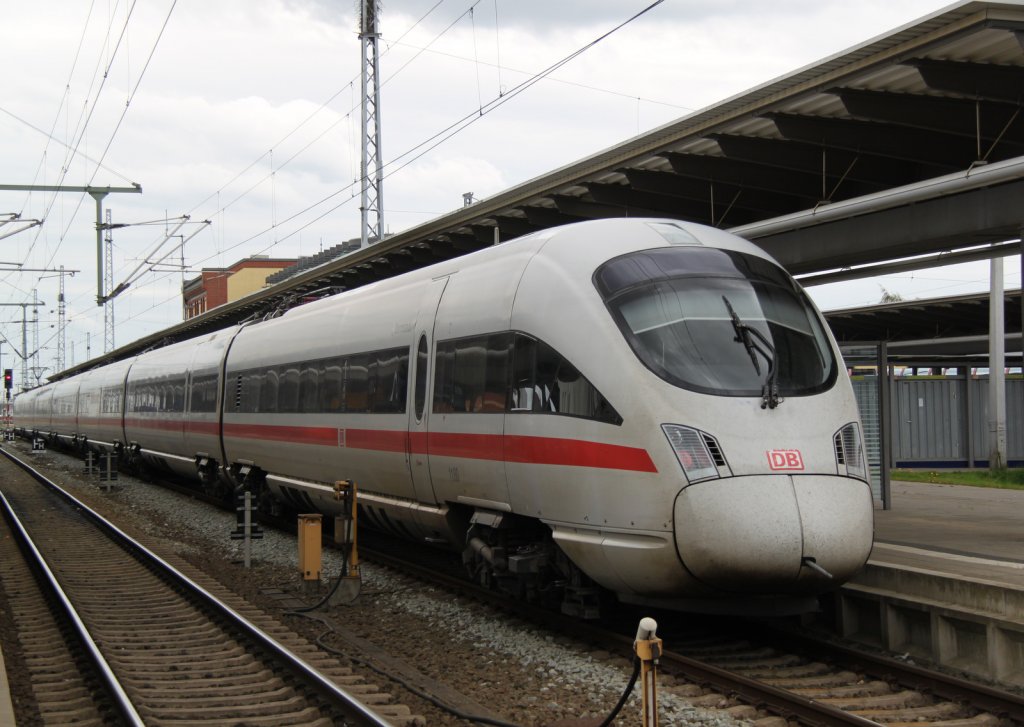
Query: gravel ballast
[{"left": 1, "top": 441, "right": 751, "bottom": 727}]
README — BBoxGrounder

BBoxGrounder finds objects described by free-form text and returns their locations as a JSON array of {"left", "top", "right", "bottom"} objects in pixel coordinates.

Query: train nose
[{"left": 673, "top": 474, "right": 873, "bottom": 593}]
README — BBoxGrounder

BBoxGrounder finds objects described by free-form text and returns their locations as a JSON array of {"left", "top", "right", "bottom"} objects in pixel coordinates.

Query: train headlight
[
  {"left": 661, "top": 424, "right": 725, "bottom": 483},
  {"left": 834, "top": 422, "right": 868, "bottom": 482}
]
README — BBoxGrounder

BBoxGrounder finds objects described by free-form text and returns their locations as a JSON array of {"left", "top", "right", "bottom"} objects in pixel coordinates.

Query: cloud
[{"left": 4, "top": 0, "right": 1004, "bottom": 367}]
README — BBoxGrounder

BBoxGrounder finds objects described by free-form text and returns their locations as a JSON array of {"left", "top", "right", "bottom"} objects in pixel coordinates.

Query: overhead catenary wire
[
  {"left": 2, "top": 1, "right": 175, "bottom": 328},
  {"left": 1, "top": 0, "right": 171, "bottom": 321},
  {"left": 17, "top": 0, "right": 140, "bottom": 269},
  {"left": 184, "top": 0, "right": 450, "bottom": 220},
  {"left": 176, "top": 0, "right": 675, "bottom": 264},
  {"left": 21, "top": 1, "right": 670, "bottom": 352},
  {"left": 78, "top": 0, "right": 670, "bottom": 334},
  {"left": 41, "top": 0, "right": 177, "bottom": 274}
]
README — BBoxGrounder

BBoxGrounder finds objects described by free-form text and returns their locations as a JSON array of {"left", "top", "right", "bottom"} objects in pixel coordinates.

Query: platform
[{"left": 835, "top": 480, "right": 1024, "bottom": 686}]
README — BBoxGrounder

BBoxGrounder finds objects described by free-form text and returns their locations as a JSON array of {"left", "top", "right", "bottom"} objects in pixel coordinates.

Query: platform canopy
[
  {"left": 825, "top": 289, "right": 1022, "bottom": 362},
  {"left": 59, "top": 0, "right": 1024, "bottom": 377}
]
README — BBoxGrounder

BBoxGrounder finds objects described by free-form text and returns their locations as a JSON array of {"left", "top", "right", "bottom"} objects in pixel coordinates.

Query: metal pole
[
  {"left": 104, "top": 209, "right": 115, "bottom": 353},
  {"left": 57, "top": 266, "right": 66, "bottom": 372},
  {"left": 989, "top": 254, "right": 1007, "bottom": 470},
  {"left": 879, "top": 341, "right": 892, "bottom": 510},
  {"left": 20, "top": 306, "right": 27, "bottom": 393},
  {"left": 244, "top": 491, "right": 252, "bottom": 569},
  {"left": 91, "top": 192, "right": 107, "bottom": 305},
  {"left": 634, "top": 618, "right": 662, "bottom": 727},
  {"left": 359, "top": 0, "right": 384, "bottom": 249},
  {"left": 31, "top": 290, "right": 39, "bottom": 385}
]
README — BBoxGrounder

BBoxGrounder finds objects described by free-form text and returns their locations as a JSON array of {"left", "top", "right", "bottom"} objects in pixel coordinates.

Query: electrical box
[{"left": 297, "top": 514, "right": 322, "bottom": 581}]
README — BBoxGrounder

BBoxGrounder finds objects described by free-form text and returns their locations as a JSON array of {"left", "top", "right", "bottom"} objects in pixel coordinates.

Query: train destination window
[{"left": 595, "top": 247, "right": 837, "bottom": 398}]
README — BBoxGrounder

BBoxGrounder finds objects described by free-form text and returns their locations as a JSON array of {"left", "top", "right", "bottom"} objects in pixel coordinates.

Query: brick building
[{"left": 182, "top": 256, "right": 296, "bottom": 319}]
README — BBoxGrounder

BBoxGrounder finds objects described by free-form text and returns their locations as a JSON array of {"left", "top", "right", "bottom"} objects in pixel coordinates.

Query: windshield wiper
[{"left": 722, "top": 296, "right": 781, "bottom": 409}]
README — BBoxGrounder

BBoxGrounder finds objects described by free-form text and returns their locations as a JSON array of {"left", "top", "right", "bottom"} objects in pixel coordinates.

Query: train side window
[
  {"left": 452, "top": 340, "right": 483, "bottom": 412},
  {"left": 260, "top": 369, "right": 279, "bottom": 413},
  {"left": 321, "top": 362, "right": 343, "bottom": 413},
  {"left": 346, "top": 355, "right": 370, "bottom": 413},
  {"left": 511, "top": 334, "right": 622, "bottom": 425},
  {"left": 172, "top": 380, "right": 186, "bottom": 412},
  {"left": 189, "top": 374, "right": 218, "bottom": 413},
  {"left": 279, "top": 366, "right": 300, "bottom": 413},
  {"left": 372, "top": 349, "right": 408, "bottom": 413},
  {"left": 414, "top": 336, "right": 428, "bottom": 420},
  {"left": 480, "top": 334, "right": 511, "bottom": 412},
  {"left": 240, "top": 372, "right": 262, "bottom": 413},
  {"left": 101, "top": 386, "right": 122, "bottom": 415},
  {"left": 299, "top": 365, "right": 319, "bottom": 413},
  {"left": 432, "top": 343, "right": 455, "bottom": 413},
  {"left": 433, "top": 334, "right": 511, "bottom": 413}
]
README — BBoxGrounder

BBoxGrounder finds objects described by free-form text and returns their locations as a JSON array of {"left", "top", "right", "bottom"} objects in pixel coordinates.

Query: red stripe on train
[{"left": 223, "top": 423, "right": 656, "bottom": 473}]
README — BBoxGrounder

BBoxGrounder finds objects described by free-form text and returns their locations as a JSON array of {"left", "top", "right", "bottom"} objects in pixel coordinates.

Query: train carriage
[{"left": 12, "top": 218, "right": 873, "bottom": 614}]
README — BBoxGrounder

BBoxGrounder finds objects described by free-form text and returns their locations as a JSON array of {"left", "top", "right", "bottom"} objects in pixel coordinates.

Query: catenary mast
[{"left": 359, "top": 0, "right": 384, "bottom": 249}]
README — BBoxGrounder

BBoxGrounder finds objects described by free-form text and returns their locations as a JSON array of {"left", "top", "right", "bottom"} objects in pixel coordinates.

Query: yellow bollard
[
  {"left": 297, "top": 514, "right": 322, "bottom": 581},
  {"left": 634, "top": 617, "right": 663, "bottom": 727}
]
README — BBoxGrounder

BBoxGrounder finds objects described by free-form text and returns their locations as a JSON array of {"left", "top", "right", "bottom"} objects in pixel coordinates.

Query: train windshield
[{"left": 595, "top": 247, "right": 837, "bottom": 399}]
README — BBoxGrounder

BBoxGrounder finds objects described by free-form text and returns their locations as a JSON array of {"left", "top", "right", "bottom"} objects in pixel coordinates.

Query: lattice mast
[
  {"left": 359, "top": 0, "right": 384, "bottom": 248},
  {"left": 56, "top": 266, "right": 67, "bottom": 372},
  {"left": 104, "top": 209, "right": 115, "bottom": 353}
]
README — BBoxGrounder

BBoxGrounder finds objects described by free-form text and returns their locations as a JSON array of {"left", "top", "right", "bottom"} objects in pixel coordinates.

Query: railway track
[
  {"left": 9, "top": 439, "right": 1024, "bottom": 727},
  {"left": 0, "top": 446, "right": 417, "bottom": 726},
  {"left": 360, "top": 537, "right": 1024, "bottom": 727}
]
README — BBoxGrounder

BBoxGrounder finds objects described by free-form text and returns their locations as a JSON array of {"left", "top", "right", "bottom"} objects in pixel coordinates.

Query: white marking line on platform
[{"left": 873, "top": 542, "right": 1024, "bottom": 570}]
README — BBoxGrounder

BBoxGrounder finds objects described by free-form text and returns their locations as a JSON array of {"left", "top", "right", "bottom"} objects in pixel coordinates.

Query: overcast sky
[{"left": 1, "top": 0, "right": 1018, "bottom": 377}]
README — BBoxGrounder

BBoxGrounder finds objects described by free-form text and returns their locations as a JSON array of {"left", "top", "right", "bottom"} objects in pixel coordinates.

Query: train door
[{"left": 408, "top": 276, "right": 449, "bottom": 504}]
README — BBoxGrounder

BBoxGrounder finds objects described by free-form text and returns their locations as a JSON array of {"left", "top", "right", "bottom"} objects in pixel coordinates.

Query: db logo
[{"left": 766, "top": 449, "right": 804, "bottom": 471}]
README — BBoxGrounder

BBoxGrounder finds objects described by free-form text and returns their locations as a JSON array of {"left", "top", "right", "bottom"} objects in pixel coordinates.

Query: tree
[{"left": 878, "top": 285, "right": 903, "bottom": 303}]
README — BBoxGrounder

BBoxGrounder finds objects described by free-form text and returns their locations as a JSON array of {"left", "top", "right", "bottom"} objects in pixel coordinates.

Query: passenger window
[
  {"left": 346, "top": 355, "right": 370, "bottom": 413},
  {"left": 278, "top": 367, "right": 300, "bottom": 413},
  {"left": 511, "top": 334, "right": 622, "bottom": 425},
  {"left": 321, "top": 362, "right": 343, "bottom": 413},
  {"left": 260, "top": 370, "right": 279, "bottom": 413},
  {"left": 372, "top": 351, "right": 401, "bottom": 412},
  {"left": 299, "top": 365, "right": 319, "bottom": 412},
  {"left": 432, "top": 334, "right": 511, "bottom": 413}
]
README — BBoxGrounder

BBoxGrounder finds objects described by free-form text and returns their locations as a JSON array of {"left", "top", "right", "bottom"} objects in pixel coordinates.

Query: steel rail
[
  {"left": 752, "top": 623, "right": 1024, "bottom": 724},
  {"left": 358, "top": 544, "right": 879, "bottom": 727},
  {"left": 0, "top": 446, "right": 393, "bottom": 727},
  {"left": 0, "top": 487, "right": 145, "bottom": 726},
  {"left": 361, "top": 540, "right": 1024, "bottom": 727}
]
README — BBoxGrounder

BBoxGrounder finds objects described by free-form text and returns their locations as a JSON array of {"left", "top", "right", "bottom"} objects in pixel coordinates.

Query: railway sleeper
[
  {"left": 884, "top": 715, "right": 1000, "bottom": 727},
  {"left": 790, "top": 680, "right": 892, "bottom": 698},
  {"left": 821, "top": 688, "right": 930, "bottom": 709},
  {"left": 853, "top": 702, "right": 980, "bottom": 721}
]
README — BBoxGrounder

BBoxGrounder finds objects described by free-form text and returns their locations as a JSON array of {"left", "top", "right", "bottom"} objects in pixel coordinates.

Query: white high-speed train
[{"left": 14, "top": 218, "right": 873, "bottom": 615}]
